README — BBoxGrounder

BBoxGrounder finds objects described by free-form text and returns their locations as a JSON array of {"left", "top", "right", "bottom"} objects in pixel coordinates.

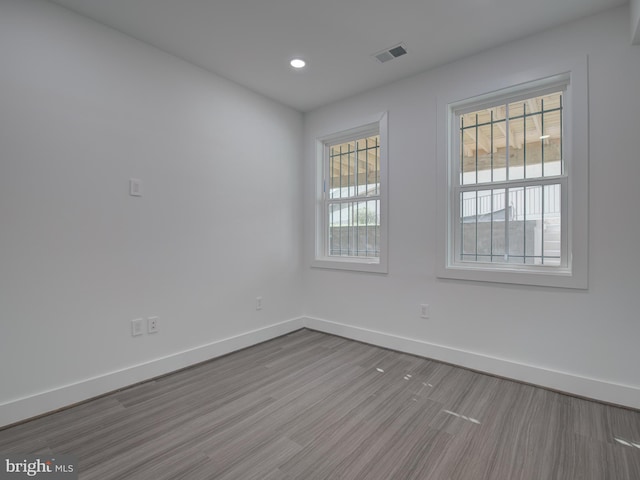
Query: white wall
[
  {"left": 0, "top": 0, "right": 304, "bottom": 426},
  {"left": 2, "top": 0, "right": 638, "bottom": 428},
  {"left": 303, "top": 6, "right": 640, "bottom": 408}
]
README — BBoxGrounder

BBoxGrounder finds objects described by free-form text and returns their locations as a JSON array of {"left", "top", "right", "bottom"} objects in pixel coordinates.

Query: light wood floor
[{"left": 1, "top": 329, "right": 639, "bottom": 479}]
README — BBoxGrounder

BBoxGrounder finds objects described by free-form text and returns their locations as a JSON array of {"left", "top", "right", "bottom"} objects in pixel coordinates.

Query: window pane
[
  {"left": 329, "top": 136, "right": 379, "bottom": 200},
  {"left": 525, "top": 185, "right": 543, "bottom": 264},
  {"left": 491, "top": 189, "right": 507, "bottom": 261},
  {"left": 458, "top": 184, "right": 562, "bottom": 266},
  {"left": 507, "top": 99, "right": 525, "bottom": 119},
  {"left": 525, "top": 112, "right": 543, "bottom": 179},
  {"left": 328, "top": 200, "right": 380, "bottom": 258},
  {"left": 507, "top": 187, "right": 525, "bottom": 261},
  {"left": 329, "top": 142, "right": 349, "bottom": 199},
  {"left": 540, "top": 92, "right": 562, "bottom": 110},
  {"left": 490, "top": 105, "right": 506, "bottom": 122},
  {"left": 543, "top": 184, "right": 562, "bottom": 265},
  {"left": 542, "top": 108, "right": 562, "bottom": 176},
  {"left": 461, "top": 188, "right": 511, "bottom": 264},
  {"left": 460, "top": 91, "right": 563, "bottom": 185},
  {"left": 493, "top": 119, "right": 507, "bottom": 182},
  {"left": 476, "top": 123, "right": 493, "bottom": 183},
  {"left": 508, "top": 109, "right": 525, "bottom": 181},
  {"left": 476, "top": 189, "right": 493, "bottom": 256},
  {"left": 461, "top": 112, "right": 477, "bottom": 128},
  {"left": 461, "top": 122, "right": 477, "bottom": 185},
  {"left": 461, "top": 191, "right": 477, "bottom": 258},
  {"left": 507, "top": 99, "right": 526, "bottom": 183},
  {"left": 346, "top": 148, "right": 356, "bottom": 194},
  {"left": 524, "top": 92, "right": 563, "bottom": 179},
  {"left": 362, "top": 136, "right": 380, "bottom": 196}
]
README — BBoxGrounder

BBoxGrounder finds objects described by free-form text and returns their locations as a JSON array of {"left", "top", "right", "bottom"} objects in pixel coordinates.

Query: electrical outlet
[
  {"left": 147, "top": 316, "right": 159, "bottom": 334},
  {"left": 420, "top": 304, "right": 430, "bottom": 319},
  {"left": 131, "top": 318, "right": 143, "bottom": 337},
  {"left": 256, "top": 296, "right": 263, "bottom": 310}
]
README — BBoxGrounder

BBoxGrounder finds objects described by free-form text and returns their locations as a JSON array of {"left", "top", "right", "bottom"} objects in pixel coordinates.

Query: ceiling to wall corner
[{"left": 48, "top": 0, "right": 627, "bottom": 112}]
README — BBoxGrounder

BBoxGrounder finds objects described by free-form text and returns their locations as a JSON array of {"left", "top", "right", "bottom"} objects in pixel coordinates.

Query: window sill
[
  {"left": 311, "top": 256, "right": 388, "bottom": 274},
  {"left": 437, "top": 262, "right": 587, "bottom": 289}
]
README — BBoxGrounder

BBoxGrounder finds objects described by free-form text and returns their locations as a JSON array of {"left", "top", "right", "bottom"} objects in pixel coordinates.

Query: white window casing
[
  {"left": 436, "top": 57, "right": 588, "bottom": 288},
  {"left": 312, "top": 112, "right": 388, "bottom": 273}
]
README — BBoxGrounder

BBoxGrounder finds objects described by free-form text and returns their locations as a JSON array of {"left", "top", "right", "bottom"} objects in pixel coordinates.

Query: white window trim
[
  {"left": 312, "top": 112, "right": 388, "bottom": 273},
  {"left": 436, "top": 57, "right": 588, "bottom": 288}
]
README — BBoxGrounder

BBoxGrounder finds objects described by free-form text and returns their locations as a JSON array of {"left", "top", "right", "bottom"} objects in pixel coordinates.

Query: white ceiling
[{"left": 48, "top": 0, "right": 627, "bottom": 112}]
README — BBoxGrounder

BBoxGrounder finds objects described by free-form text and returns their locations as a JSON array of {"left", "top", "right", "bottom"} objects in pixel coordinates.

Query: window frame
[
  {"left": 436, "top": 58, "right": 588, "bottom": 288},
  {"left": 312, "top": 112, "right": 388, "bottom": 273}
]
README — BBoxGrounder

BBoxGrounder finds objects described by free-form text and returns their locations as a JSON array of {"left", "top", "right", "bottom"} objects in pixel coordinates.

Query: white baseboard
[
  {"left": 3, "top": 314, "right": 637, "bottom": 428},
  {"left": 303, "top": 316, "right": 640, "bottom": 410},
  {"left": 0, "top": 317, "right": 305, "bottom": 428}
]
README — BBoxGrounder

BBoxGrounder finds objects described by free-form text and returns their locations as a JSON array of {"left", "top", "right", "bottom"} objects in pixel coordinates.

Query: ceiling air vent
[{"left": 373, "top": 43, "right": 408, "bottom": 63}]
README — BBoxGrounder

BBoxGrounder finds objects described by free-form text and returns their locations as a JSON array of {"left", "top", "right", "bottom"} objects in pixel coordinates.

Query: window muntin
[
  {"left": 326, "top": 135, "right": 381, "bottom": 258},
  {"left": 453, "top": 87, "right": 568, "bottom": 269}
]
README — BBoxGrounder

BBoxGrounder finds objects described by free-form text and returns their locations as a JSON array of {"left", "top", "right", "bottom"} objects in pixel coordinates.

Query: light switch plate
[
  {"left": 131, "top": 318, "right": 143, "bottom": 336},
  {"left": 129, "top": 178, "right": 142, "bottom": 197}
]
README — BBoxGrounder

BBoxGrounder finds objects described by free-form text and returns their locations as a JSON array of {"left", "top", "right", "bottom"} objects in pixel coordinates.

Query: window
[
  {"left": 458, "top": 89, "right": 565, "bottom": 266},
  {"left": 313, "top": 113, "right": 388, "bottom": 273},
  {"left": 327, "top": 135, "right": 381, "bottom": 257},
  {"left": 437, "top": 59, "right": 588, "bottom": 288}
]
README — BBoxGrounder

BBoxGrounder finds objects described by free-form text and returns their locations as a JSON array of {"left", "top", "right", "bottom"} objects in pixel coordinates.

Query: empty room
[{"left": 1, "top": 0, "right": 639, "bottom": 478}]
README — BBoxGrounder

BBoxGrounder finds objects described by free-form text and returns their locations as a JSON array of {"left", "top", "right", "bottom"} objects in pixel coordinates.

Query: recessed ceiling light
[{"left": 290, "top": 58, "right": 306, "bottom": 69}]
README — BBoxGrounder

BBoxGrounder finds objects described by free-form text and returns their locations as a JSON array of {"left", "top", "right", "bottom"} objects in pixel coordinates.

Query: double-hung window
[
  {"left": 437, "top": 60, "right": 588, "bottom": 288},
  {"left": 458, "top": 87, "right": 566, "bottom": 266},
  {"left": 313, "top": 113, "right": 388, "bottom": 273}
]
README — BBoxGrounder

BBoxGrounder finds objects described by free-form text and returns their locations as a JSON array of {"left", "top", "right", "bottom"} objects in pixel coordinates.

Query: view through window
[
  {"left": 327, "top": 135, "right": 381, "bottom": 259},
  {"left": 457, "top": 90, "right": 564, "bottom": 265}
]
